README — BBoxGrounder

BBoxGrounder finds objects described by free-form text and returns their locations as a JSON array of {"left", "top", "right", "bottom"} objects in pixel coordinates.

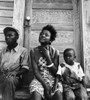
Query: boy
[{"left": 54, "top": 48, "right": 87, "bottom": 100}]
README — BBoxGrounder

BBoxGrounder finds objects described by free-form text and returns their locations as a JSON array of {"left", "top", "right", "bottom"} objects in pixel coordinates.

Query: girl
[{"left": 29, "top": 25, "right": 63, "bottom": 100}]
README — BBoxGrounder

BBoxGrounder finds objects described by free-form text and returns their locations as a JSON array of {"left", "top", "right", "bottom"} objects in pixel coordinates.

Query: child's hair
[
  {"left": 41, "top": 25, "right": 57, "bottom": 42},
  {"left": 63, "top": 48, "right": 75, "bottom": 56}
]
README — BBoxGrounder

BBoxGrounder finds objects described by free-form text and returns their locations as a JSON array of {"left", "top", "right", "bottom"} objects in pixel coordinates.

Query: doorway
[{"left": 24, "top": 0, "right": 81, "bottom": 64}]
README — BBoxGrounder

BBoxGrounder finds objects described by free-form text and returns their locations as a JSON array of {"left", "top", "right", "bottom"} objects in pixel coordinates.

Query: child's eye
[
  {"left": 45, "top": 34, "right": 49, "bottom": 37},
  {"left": 40, "top": 32, "right": 43, "bottom": 35}
]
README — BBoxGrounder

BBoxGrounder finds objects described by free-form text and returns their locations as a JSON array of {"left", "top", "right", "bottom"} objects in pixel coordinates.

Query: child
[
  {"left": 54, "top": 48, "right": 87, "bottom": 100},
  {"left": 29, "top": 25, "right": 63, "bottom": 100}
]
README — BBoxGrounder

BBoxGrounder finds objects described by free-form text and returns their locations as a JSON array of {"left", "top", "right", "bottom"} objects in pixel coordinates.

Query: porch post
[
  {"left": 81, "top": 0, "right": 90, "bottom": 87},
  {"left": 12, "top": 0, "right": 25, "bottom": 46}
]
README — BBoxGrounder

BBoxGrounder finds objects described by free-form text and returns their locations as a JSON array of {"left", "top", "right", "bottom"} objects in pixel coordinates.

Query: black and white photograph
[{"left": 0, "top": 0, "right": 90, "bottom": 100}]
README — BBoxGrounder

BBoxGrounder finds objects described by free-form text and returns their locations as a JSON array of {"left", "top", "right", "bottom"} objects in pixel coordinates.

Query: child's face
[
  {"left": 39, "top": 30, "right": 51, "bottom": 45},
  {"left": 64, "top": 50, "right": 75, "bottom": 65}
]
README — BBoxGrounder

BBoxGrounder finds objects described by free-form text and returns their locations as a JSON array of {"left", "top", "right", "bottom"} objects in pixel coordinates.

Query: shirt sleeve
[
  {"left": 21, "top": 49, "right": 29, "bottom": 70},
  {"left": 57, "top": 65, "right": 62, "bottom": 75},
  {"left": 77, "top": 64, "right": 85, "bottom": 80}
]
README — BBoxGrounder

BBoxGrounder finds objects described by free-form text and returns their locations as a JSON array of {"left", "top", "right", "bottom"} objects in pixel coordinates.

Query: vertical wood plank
[
  {"left": 12, "top": 0, "right": 25, "bottom": 46},
  {"left": 78, "top": 0, "right": 85, "bottom": 70},
  {"left": 22, "top": 0, "right": 34, "bottom": 85},
  {"left": 24, "top": 0, "right": 33, "bottom": 51},
  {"left": 81, "top": 0, "right": 90, "bottom": 87},
  {"left": 72, "top": 0, "right": 81, "bottom": 63}
]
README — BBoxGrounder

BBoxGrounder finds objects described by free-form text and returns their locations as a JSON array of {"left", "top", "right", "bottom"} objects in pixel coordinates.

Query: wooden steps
[
  {"left": 14, "top": 86, "right": 30, "bottom": 100},
  {"left": 14, "top": 87, "right": 90, "bottom": 100},
  {"left": 87, "top": 88, "right": 90, "bottom": 100}
]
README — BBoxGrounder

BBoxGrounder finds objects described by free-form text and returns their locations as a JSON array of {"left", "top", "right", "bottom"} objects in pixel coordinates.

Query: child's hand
[
  {"left": 44, "top": 84, "right": 51, "bottom": 100},
  {"left": 39, "top": 47, "right": 50, "bottom": 59},
  {"left": 52, "top": 82, "right": 63, "bottom": 93},
  {"left": 52, "top": 84, "right": 58, "bottom": 92},
  {"left": 6, "top": 72, "right": 17, "bottom": 78},
  {"left": 71, "top": 71, "right": 80, "bottom": 80}
]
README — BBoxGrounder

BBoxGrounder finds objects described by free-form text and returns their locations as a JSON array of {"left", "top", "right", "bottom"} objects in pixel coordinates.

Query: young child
[{"left": 54, "top": 48, "right": 88, "bottom": 100}]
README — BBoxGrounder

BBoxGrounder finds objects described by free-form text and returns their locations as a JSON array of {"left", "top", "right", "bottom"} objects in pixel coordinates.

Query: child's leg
[
  {"left": 0, "top": 86, "right": 2, "bottom": 100},
  {"left": 30, "top": 91, "right": 42, "bottom": 100},
  {"left": 64, "top": 89, "right": 75, "bottom": 100},
  {"left": 52, "top": 82, "right": 63, "bottom": 100},
  {"left": 52, "top": 90, "right": 63, "bottom": 100},
  {"left": 30, "top": 79, "right": 44, "bottom": 100},
  {"left": 74, "top": 85, "right": 88, "bottom": 100}
]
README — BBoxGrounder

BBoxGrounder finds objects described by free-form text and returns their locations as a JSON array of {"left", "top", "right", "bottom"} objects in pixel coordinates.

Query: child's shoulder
[
  {"left": 74, "top": 62, "right": 81, "bottom": 68},
  {"left": 74, "top": 61, "right": 80, "bottom": 65},
  {"left": 60, "top": 62, "right": 81, "bottom": 68}
]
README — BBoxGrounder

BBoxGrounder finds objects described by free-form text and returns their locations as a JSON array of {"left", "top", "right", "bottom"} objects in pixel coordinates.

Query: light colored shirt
[
  {"left": 57, "top": 62, "right": 85, "bottom": 80},
  {"left": 0, "top": 45, "right": 29, "bottom": 73}
]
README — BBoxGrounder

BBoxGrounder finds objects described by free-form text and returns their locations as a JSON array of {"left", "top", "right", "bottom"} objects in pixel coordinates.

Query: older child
[
  {"left": 54, "top": 48, "right": 87, "bottom": 100},
  {"left": 29, "top": 25, "right": 63, "bottom": 100}
]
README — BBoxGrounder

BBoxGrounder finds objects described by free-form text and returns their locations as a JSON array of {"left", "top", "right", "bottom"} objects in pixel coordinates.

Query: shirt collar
[
  {"left": 6, "top": 44, "right": 19, "bottom": 52},
  {"left": 63, "top": 62, "right": 75, "bottom": 68},
  {"left": 14, "top": 44, "right": 19, "bottom": 52}
]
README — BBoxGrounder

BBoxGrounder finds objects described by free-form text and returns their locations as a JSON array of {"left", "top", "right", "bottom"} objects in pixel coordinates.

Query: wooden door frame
[
  {"left": 77, "top": 0, "right": 84, "bottom": 70},
  {"left": 78, "top": 0, "right": 90, "bottom": 86},
  {"left": 72, "top": 0, "right": 81, "bottom": 63},
  {"left": 72, "top": 0, "right": 84, "bottom": 70}
]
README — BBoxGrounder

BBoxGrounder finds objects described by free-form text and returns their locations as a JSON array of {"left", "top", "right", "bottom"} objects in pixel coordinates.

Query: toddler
[{"left": 54, "top": 48, "right": 87, "bottom": 100}]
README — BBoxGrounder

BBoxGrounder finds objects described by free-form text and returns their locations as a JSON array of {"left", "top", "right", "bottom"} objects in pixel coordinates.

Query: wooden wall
[
  {"left": 25, "top": 0, "right": 80, "bottom": 62},
  {"left": 0, "top": 0, "right": 25, "bottom": 50},
  {"left": 23, "top": 0, "right": 82, "bottom": 85},
  {"left": 0, "top": 0, "right": 14, "bottom": 51},
  {"left": 81, "top": 0, "right": 90, "bottom": 87}
]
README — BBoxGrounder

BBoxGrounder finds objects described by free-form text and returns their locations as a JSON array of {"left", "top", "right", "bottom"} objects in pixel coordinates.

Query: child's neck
[{"left": 66, "top": 62, "right": 74, "bottom": 66}]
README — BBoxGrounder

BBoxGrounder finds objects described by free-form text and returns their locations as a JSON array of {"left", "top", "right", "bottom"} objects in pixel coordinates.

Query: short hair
[
  {"left": 41, "top": 25, "right": 57, "bottom": 42},
  {"left": 63, "top": 48, "right": 75, "bottom": 56}
]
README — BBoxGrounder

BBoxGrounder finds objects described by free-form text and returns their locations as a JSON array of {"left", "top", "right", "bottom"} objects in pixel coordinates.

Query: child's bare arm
[
  {"left": 81, "top": 76, "right": 86, "bottom": 88},
  {"left": 53, "top": 75, "right": 61, "bottom": 91}
]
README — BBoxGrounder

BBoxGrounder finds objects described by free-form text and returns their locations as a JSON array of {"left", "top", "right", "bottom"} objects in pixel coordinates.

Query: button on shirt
[{"left": 0, "top": 45, "right": 29, "bottom": 73}]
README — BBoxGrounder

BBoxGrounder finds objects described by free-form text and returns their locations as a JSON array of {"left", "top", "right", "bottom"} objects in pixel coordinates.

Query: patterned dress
[{"left": 29, "top": 46, "right": 63, "bottom": 98}]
